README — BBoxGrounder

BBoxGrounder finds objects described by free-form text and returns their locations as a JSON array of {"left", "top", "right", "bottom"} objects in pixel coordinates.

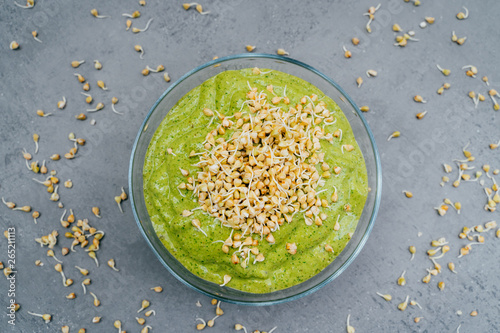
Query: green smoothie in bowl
[{"left": 143, "top": 67, "right": 368, "bottom": 293}]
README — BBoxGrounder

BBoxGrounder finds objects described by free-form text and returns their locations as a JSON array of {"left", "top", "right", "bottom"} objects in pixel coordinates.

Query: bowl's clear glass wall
[{"left": 130, "top": 56, "right": 380, "bottom": 305}]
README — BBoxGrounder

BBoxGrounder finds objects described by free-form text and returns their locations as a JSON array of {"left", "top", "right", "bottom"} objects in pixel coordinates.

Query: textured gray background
[{"left": 1, "top": 0, "right": 499, "bottom": 332}]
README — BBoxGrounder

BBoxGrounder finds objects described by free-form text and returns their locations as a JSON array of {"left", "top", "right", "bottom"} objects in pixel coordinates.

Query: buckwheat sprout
[
  {"left": 365, "top": 3, "right": 381, "bottom": 14},
  {"left": 135, "top": 45, "right": 145, "bottom": 59},
  {"left": 57, "top": 96, "right": 66, "bottom": 109},
  {"left": 462, "top": 64, "right": 478, "bottom": 75},
  {"left": 10, "top": 41, "right": 20, "bottom": 50},
  {"left": 207, "top": 315, "right": 219, "bottom": 327},
  {"left": 277, "top": 48, "right": 289, "bottom": 56},
  {"left": 387, "top": 131, "right": 400, "bottom": 141},
  {"left": 33, "top": 133, "right": 39, "bottom": 153},
  {"left": 15, "top": 0, "right": 34, "bottom": 8},
  {"left": 145, "top": 310, "right": 155, "bottom": 317},
  {"left": 195, "top": 4, "right": 209, "bottom": 14},
  {"left": 192, "top": 219, "right": 207, "bottom": 236},
  {"left": 94, "top": 60, "right": 102, "bottom": 70},
  {"left": 410, "top": 300, "right": 423, "bottom": 309},
  {"left": 366, "top": 16, "right": 373, "bottom": 33},
  {"left": 89, "top": 292, "right": 100, "bottom": 307},
  {"left": 137, "top": 300, "right": 150, "bottom": 313},
  {"left": 356, "top": 77, "right": 363, "bottom": 87},
  {"left": 81, "top": 92, "right": 93, "bottom": 104},
  {"left": 32, "top": 211, "right": 40, "bottom": 223},
  {"left": 408, "top": 246, "right": 416, "bottom": 260},
  {"left": 36, "top": 109, "right": 52, "bottom": 117},
  {"left": 114, "top": 320, "right": 122, "bottom": 332},
  {"left": 215, "top": 300, "right": 224, "bottom": 316},
  {"left": 376, "top": 292, "right": 392, "bottom": 301},
  {"left": 145, "top": 65, "right": 164, "bottom": 73},
  {"left": 74, "top": 73, "right": 85, "bottom": 83},
  {"left": 64, "top": 278, "right": 73, "bottom": 287},
  {"left": 107, "top": 259, "right": 119, "bottom": 271},
  {"left": 87, "top": 102, "right": 104, "bottom": 112},
  {"left": 235, "top": 324, "right": 247, "bottom": 333},
  {"left": 32, "top": 31, "right": 42, "bottom": 43},
  {"left": 115, "top": 196, "right": 123, "bottom": 213},
  {"left": 12, "top": 204, "right": 31, "bottom": 212},
  {"left": 49, "top": 185, "right": 59, "bottom": 202},
  {"left": 394, "top": 37, "right": 407, "bottom": 47},
  {"left": 69, "top": 240, "right": 77, "bottom": 252},
  {"left": 21, "top": 148, "right": 32, "bottom": 160},
  {"left": 397, "top": 270, "right": 406, "bottom": 286},
  {"left": 343, "top": 45, "right": 352, "bottom": 58},
  {"left": 47, "top": 249, "right": 62, "bottom": 263},
  {"left": 489, "top": 89, "right": 499, "bottom": 107},
  {"left": 39, "top": 162, "right": 46, "bottom": 175},
  {"left": 405, "top": 33, "right": 419, "bottom": 42},
  {"left": 220, "top": 274, "right": 231, "bottom": 287},
  {"left": 141, "top": 325, "right": 152, "bottom": 333},
  {"left": 346, "top": 314, "right": 355, "bottom": 333},
  {"left": 457, "top": 7, "right": 469, "bottom": 19},
  {"left": 75, "top": 266, "right": 89, "bottom": 275},
  {"left": 414, "top": 95, "right": 426, "bottom": 103},
  {"left": 182, "top": 2, "right": 198, "bottom": 10},
  {"left": 92, "top": 207, "right": 101, "bottom": 218},
  {"left": 111, "top": 97, "right": 122, "bottom": 115},
  {"left": 88, "top": 251, "right": 99, "bottom": 267},
  {"left": 59, "top": 208, "right": 67, "bottom": 224},
  {"left": 401, "top": 190, "right": 413, "bottom": 198},
  {"left": 90, "top": 9, "right": 108, "bottom": 18},
  {"left": 32, "top": 178, "right": 49, "bottom": 187},
  {"left": 27, "top": 312, "right": 51, "bottom": 323},
  {"left": 54, "top": 263, "right": 66, "bottom": 285},
  {"left": 122, "top": 10, "right": 140, "bottom": 18},
  {"left": 196, "top": 318, "right": 206, "bottom": 330},
  {"left": 81, "top": 278, "right": 90, "bottom": 294},
  {"left": 120, "top": 187, "right": 128, "bottom": 201},
  {"left": 132, "top": 18, "right": 153, "bottom": 33},
  {"left": 71, "top": 60, "right": 85, "bottom": 68},
  {"left": 97, "top": 80, "right": 107, "bottom": 90},
  {"left": 436, "top": 64, "right": 450, "bottom": 76},
  {"left": 398, "top": 295, "right": 410, "bottom": 311}
]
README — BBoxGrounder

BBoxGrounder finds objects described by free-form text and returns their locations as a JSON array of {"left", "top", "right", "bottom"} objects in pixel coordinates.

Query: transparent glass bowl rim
[{"left": 129, "top": 53, "right": 382, "bottom": 306}]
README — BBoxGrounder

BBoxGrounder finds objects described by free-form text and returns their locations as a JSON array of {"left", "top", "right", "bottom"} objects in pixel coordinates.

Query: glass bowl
[{"left": 129, "top": 54, "right": 382, "bottom": 305}]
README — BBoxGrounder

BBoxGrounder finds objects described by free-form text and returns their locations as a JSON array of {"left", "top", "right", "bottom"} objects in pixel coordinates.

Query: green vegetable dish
[{"left": 143, "top": 68, "right": 368, "bottom": 293}]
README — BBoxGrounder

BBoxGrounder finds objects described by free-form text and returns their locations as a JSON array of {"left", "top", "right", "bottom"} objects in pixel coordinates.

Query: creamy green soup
[{"left": 143, "top": 68, "right": 368, "bottom": 293}]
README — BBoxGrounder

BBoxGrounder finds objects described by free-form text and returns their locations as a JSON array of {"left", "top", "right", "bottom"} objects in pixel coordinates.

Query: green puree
[{"left": 143, "top": 68, "right": 368, "bottom": 293}]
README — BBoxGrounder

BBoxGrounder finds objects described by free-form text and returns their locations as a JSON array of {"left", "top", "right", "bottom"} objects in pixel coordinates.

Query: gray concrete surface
[{"left": 1, "top": 0, "right": 499, "bottom": 332}]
